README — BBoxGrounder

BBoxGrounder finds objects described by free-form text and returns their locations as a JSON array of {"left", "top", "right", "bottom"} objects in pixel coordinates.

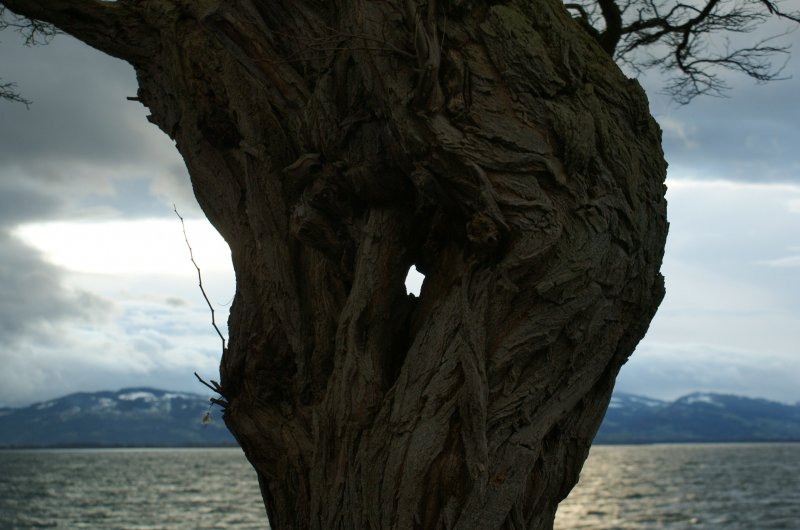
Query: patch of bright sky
[
  {"left": 616, "top": 175, "right": 800, "bottom": 402},
  {"left": 405, "top": 266, "right": 425, "bottom": 296},
  {"left": 13, "top": 218, "right": 231, "bottom": 275},
  {"left": 16, "top": 216, "right": 428, "bottom": 296}
]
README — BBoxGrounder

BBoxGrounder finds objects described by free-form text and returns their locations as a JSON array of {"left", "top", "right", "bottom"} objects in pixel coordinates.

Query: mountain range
[
  {"left": 595, "top": 392, "right": 800, "bottom": 443},
  {"left": 1, "top": 388, "right": 799, "bottom": 447},
  {"left": 0, "top": 388, "right": 234, "bottom": 448}
]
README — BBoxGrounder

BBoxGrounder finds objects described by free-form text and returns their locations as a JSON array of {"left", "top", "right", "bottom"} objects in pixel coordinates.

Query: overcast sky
[{"left": 1, "top": 22, "right": 798, "bottom": 407}]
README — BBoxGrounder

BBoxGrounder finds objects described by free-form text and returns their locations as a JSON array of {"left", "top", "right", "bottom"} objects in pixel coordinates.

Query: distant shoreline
[
  {"left": 0, "top": 442, "right": 240, "bottom": 450},
  {"left": 592, "top": 439, "right": 800, "bottom": 446},
  {"left": 3, "top": 440, "right": 799, "bottom": 450},
  {"left": 5, "top": 388, "right": 797, "bottom": 448}
]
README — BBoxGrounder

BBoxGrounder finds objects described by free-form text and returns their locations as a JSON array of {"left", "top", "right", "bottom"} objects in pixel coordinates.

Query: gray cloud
[
  {"left": 621, "top": 180, "right": 800, "bottom": 404},
  {"left": 0, "top": 32, "right": 230, "bottom": 408},
  {"left": 0, "top": 33, "right": 199, "bottom": 220},
  {"left": 1, "top": 36, "right": 153, "bottom": 167},
  {"left": 0, "top": 231, "right": 109, "bottom": 344},
  {"left": 0, "top": 345, "right": 221, "bottom": 408},
  {"left": 0, "top": 178, "right": 61, "bottom": 224},
  {"left": 165, "top": 297, "right": 189, "bottom": 308},
  {"left": 0, "top": 276, "right": 230, "bottom": 407},
  {"left": 618, "top": 342, "right": 800, "bottom": 405},
  {"left": 639, "top": 28, "right": 800, "bottom": 184}
]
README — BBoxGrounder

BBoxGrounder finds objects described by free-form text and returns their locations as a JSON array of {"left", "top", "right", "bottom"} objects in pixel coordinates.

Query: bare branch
[
  {"left": 1, "top": 5, "right": 59, "bottom": 45},
  {"left": 174, "top": 206, "right": 227, "bottom": 353},
  {"left": 195, "top": 371, "right": 223, "bottom": 394},
  {"left": 0, "top": 0, "right": 157, "bottom": 64},
  {"left": 0, "top": 79, "right": 30, "bottom": 106},
  {"left": 1, "top": 6, "right": 61, "bottom": 105},
  {"left": 566, "top": 0, "right": 800, "bottom": 102},
  {"left": 597, "top": 0, "right": 625, "bottom": 53},
  {"left": 759, "top": 0, "right": 800, "bottom": 23}
]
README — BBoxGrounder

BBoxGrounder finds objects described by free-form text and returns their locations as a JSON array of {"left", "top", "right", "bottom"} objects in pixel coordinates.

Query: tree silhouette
[
  {"left": 5, "top": 1, "right": 798, "bottom": 105},
  {"left": 0, "top": 1, "right": 791, "bottom": 528},
  {"left": 565, "top": 0, "right": 800, "bottom": 102},
  {"left": 1, "top": 6, "right": 57, "bottom": 105}
]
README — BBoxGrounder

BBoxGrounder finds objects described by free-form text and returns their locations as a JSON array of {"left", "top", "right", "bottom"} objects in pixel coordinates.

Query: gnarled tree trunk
[{"left": 3, "top": 0, "right": 667, "bottom": 528}]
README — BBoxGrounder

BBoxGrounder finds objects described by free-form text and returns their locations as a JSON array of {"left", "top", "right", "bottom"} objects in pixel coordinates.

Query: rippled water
[
  {"left": 1, "top": 444, "right": 797, "bottom": 529},
  {"left": 0, "top": 448, "right": 267, "bottom": 529},
  {"left": 556, "top": 443, "right": 800, "bottom": 529}
]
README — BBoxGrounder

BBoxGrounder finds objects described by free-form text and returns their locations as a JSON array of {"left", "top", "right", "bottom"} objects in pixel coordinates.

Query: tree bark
[{"left": 3, "top": 0, "right": 667, "bottom": 528}]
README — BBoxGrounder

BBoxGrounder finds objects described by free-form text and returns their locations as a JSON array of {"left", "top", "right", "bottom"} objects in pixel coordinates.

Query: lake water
[
  {"left": 0, "top": 448, "right": 266, "bottom": 529},
  {"left": 556, "top": 443, "right": 800, "bottom": 529},
  {"left": 1, "top": 444, "right": 797, "bottom": 529}
]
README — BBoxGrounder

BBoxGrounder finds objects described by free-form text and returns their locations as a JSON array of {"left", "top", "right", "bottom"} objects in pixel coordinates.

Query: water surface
[
  {"left": 0, "top": 448, "right": 266, "bottom": 529},
  {"left": 555, "top": 443, "right": 800, "bottom": 529},
  {"left": 1, "top": 443, "right": 797, "bottom": 529}
]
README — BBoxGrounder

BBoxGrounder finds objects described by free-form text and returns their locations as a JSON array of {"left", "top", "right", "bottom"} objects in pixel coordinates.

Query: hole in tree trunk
[{"left": 405, "top": 265, "right": 425, "bottom": 296}]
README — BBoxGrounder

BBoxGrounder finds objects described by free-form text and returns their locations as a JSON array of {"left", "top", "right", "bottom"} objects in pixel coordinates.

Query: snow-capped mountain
[
  {"left": 2, "top": 388, "right": 799, "bottom": 447},
  {"left": 0, "top": 388, "right": 235, "bottom": 448},
  {"left": 596, "top": 392, "right": 800, "bottom": 443},
  {"left": 607, "top": 393, "right": 668, "bottom": 412}
]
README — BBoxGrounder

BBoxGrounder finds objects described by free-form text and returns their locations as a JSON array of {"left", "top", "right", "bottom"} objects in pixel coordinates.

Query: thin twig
[
  {"left": 0, "top": 80, "right": 32, "bottom": 108},
  {"left": 174, "top": 205, "right": 227, "bottom": 351},
  {"left": 194, "top": 371, "right": 221, "bottom": 394}
]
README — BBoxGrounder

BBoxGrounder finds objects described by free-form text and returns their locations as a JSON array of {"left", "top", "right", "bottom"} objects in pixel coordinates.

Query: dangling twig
[
  {"left": 175, "top": 206, "right": 229, "bottom": 414},
  {"left": 174, "top": 205, "right": 226, "bottom": 351},
  {"left": 194, "top": 371, "right": 222, "bottom": 394},
  {"left": 194, "top": 371, "right": 229, "bottom": 409}
]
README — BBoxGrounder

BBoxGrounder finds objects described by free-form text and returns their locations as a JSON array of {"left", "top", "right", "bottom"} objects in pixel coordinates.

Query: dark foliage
[
  {"left": 0, "top": 6, "right": 58, "bottom": 105},
  {"left": 567, "top": 0, "right": 800, "bottom": 102}
]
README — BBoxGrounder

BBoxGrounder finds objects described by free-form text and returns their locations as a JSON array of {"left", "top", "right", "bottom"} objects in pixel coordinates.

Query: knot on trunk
[{"left": 466, "top": 212, "right": 501, "bottom": 249}]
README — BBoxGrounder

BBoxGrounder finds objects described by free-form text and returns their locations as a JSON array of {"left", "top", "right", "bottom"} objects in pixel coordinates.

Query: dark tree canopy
[
  {"left": 0, "top": 5, "right": 58, "bottom": 105},
  {"left": 0, "top": 0, "right": 779, "bottom": 529},
  {"left": 3, "top": 0, "right": 799, "bottom": 105},
  {"left": 0, "top": 79, "right": 28, "bottom": 105},
  {"left": 565, "top": 0, "right": 800, "bottom": 102}
]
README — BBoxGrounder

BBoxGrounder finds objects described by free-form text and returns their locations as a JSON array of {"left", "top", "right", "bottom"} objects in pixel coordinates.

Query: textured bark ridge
[{"left": 5, "top": 0, "right": 667, "bottom": 528}]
